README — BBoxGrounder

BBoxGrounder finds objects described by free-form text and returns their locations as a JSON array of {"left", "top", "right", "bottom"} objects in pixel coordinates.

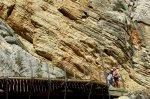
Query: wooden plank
[{"left": 0, "top": 77, "right": 112, "bottom": 96}]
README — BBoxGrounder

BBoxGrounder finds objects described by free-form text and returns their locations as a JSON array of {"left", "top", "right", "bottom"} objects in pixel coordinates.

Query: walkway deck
[
  {"left": 0, "top": 77, "right": 128, "bottom": 99},
  {"left": 0, "top": 77, "right": 108, "bottom": 94}
]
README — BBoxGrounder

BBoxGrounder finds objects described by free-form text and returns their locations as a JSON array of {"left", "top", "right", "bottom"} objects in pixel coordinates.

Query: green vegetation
[
  {"left": 15, "top": 57, "right": 22, "bottom": 66},
  {"left": 6, "top": 29, "right": 14, "bottom": 36},
  {"left": 36, "top": 68, "right": 42, "bottom": 77}
]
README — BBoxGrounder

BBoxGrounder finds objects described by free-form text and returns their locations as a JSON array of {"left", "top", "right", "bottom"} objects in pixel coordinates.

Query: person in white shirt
[{"left": 107, "top": 69, "right": 113, "bottom": 86}]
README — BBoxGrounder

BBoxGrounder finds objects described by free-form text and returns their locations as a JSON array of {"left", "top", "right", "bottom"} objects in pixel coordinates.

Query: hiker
[
  {"left": 107, "top": 69, "right": 113, "bottom": 86},
  {"left": 112, "top": 67, "right": 120, "bottom": 88}
]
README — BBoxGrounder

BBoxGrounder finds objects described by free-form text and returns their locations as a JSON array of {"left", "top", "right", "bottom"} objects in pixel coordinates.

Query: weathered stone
[
  {"left": 0, "top": 19, "right": 65, "bottom": 78},
  {"left": 132, "top": 0, "right": 150, "bottom": 25},
  {"left": 117, "top": 96, "right": 130, "bottom": 99},
  {"left": 0, "top": 0, "right": 150, "bottom": 95},
  {"left": 128, "top": 90, "right": 150, "bottom": 99}
]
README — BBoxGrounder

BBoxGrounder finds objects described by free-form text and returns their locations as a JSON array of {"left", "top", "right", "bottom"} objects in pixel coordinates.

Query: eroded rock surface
[
  {"left": 118, "top": 90, "right": 150, "bottom": 99},
  {"left": 0, "top": 19, "right": 64, "bottom": 78},
  {"left": 0, "top": 0, "right": 149, "bottom": 95}
]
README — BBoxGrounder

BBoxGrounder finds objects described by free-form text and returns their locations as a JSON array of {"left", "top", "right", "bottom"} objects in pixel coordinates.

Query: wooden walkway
[
  {"left": 0, "top": 77, "right": 108, "bottom": 94},
  {"left": 0, "top": 77, "right": 128, "bottom": 99}
]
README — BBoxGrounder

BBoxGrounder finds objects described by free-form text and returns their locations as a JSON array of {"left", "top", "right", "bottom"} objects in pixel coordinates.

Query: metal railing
[{"left": 0, "top": 48, "right": 126, "bottom": 99}]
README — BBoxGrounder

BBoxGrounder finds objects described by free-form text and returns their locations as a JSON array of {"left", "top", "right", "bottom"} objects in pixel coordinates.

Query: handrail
[{"left": 0, "top": 44, "right": 127, "bottom": 99}]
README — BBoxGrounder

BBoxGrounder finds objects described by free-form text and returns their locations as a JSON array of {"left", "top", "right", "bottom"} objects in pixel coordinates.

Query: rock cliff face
[
  {"left": 0, "top": 0, "right": 150, "bottom": 95},
  {"left": 0, "top": 19, "right": 64, "bottom": 78}
]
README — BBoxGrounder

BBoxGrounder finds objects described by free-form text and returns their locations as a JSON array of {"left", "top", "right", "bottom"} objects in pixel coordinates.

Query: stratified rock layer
[
  {"left": 0, "top": 18, "right": 64, "bottom": 78},
  {"left": 0, "top": 0, "right": 149, "bottom": 95}
]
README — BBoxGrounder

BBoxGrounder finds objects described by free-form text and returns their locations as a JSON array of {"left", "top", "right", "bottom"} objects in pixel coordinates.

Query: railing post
[
  {"left": 29, "top": 61, "right": 34, "bottom": 99},
  {"left": 64, "top": 63, "right": 67, "bottom": 99},
  {"left": 104, "top": 68, "right": 108, "bottom": 85},
  {"left": 98, "top": 72, "right": 101, "bottom": 82},
  {"left": 99, "top": 46, "right": 111, "bottom": 99},
  {"left": 5, "top": 74, "right": 8, "bottom": 99},
  {"left": 5, "top": 78, "right": 8, "bottom": 99},
  {"left": 73, "top": 70, "right": 76, "bottom": 79},
  {"left": 120, "top": 74, "right": 125, "bottom": 89},
  {"left": 88, "top": 63, "right": 93, "bottom": 99},
  {"left": 89, "top": 64, "right": 92, "bottom": 80},
  {"left": 46, "top": 62, "right": 51, "bottom": 99},
  {"left": 83, "top": 66, "right": 86, "bottom": 79}
]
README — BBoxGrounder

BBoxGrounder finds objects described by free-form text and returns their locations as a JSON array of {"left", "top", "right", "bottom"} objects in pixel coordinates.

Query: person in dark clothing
[{"left": 112, "top": 67, "right": 120, "bottom": 88}]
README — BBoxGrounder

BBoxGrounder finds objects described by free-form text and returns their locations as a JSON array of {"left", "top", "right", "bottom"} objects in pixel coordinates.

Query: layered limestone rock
[
  {"left": 126, "top": 0, "right": 150, "bottom": 94},
  {"left": 118, "top": 90, "right": 150, "bottom": 99},
  {"left": 0, "top": 19, "right": 64, "bottom": 78},
  {"left": 0, "top": 0, "right": 149, "bottom": 95}
]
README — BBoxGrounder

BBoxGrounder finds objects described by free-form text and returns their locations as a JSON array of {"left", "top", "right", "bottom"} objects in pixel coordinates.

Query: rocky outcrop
[
  {"left": 0, "top": 0, "right": 149, "bottom": 95},
  {"left": 126, "top": 0, "right": 150, "bottom": 94},
  {"left": 128, "top": 90, "right": 150, "bottom": 99},
  {"left": 0, "top": 18, "right": 64, "bottom": 78},
  {"left": 118, "top": 90, "right": 150, "bottom": 99}
]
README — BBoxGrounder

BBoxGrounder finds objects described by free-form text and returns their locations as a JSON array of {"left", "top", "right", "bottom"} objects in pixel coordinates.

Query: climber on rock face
[{"left": 112, "top": 67, "right": 120, "bottom": 88}]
